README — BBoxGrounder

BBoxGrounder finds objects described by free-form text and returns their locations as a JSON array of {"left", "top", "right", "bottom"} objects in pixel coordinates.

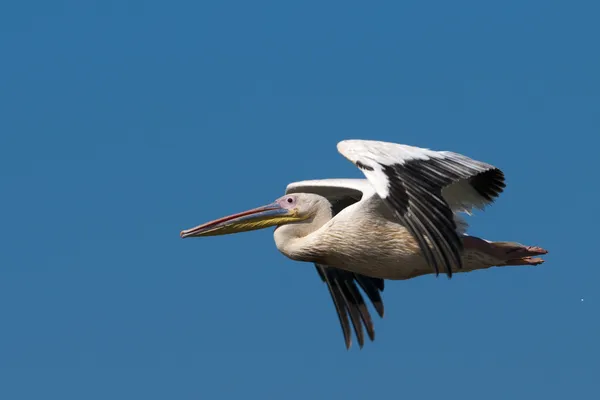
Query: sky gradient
[{"left": 1, "top": 1, "right": 599, "bottom": 399}]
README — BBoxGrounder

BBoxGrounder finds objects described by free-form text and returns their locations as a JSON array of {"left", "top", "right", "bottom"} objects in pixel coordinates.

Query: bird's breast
[{"left": 312, "top": 217, "right": 431, "bottom": 280}]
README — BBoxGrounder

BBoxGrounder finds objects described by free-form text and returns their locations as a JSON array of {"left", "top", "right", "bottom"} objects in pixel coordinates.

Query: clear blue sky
[{"left": 1, "top": 1, "right": 598, "bottom": 398}]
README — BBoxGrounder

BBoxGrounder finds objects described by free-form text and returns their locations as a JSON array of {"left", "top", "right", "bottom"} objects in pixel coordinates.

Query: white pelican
[{"left": 181, "top": 140, "right": 548, "bottom": 349}]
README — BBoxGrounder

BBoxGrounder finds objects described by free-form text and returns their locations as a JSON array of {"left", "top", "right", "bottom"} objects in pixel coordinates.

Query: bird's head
[{"left": 180, "top": 193, "right": 326, "bottom": 238}]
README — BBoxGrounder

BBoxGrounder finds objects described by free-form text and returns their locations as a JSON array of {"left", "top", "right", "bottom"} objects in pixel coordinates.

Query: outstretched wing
[
  {"left": 337, "top": 139, "right": 505, "bottom": 277},
  {"left": 315, "top": 264, "right": 384, "bottom": 350}
]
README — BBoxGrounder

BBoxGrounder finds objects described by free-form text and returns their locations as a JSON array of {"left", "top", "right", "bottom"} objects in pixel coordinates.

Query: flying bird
[{"left": 180, "top": 140, "right": 548, "bottom": 349}]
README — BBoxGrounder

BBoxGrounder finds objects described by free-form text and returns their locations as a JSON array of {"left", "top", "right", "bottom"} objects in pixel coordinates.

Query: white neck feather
[{"left": 273, "top": 200, "right": 333, "bottom": 262}]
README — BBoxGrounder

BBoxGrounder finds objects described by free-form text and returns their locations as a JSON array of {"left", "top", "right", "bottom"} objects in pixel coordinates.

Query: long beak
[{"left": 180, "top": 202, "right": 299, "bottom": 238}]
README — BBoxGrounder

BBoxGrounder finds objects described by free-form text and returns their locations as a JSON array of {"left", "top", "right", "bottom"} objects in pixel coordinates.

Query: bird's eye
[{"left": 286, "top": 197, "right": 294, "bottom": 204}]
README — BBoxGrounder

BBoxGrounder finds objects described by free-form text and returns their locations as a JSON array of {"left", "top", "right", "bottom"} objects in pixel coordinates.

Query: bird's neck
[{"left": 273, "top": 207, "right": 332, "bottom": 262}]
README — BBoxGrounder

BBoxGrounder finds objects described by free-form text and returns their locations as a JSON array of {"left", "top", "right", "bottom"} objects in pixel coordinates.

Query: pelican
[{"left": 180, "top": 140, "right": 548, "bottom": 349}]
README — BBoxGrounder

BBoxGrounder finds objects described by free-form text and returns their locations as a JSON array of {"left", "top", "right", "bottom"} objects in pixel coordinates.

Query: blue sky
[{"left": 1, "top": 0, "right": 599, "bottom": 398}]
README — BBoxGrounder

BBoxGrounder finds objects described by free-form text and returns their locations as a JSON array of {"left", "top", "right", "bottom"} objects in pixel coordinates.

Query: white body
[{"left": 275, "top": 185, "right": 500, "bottom": 280}]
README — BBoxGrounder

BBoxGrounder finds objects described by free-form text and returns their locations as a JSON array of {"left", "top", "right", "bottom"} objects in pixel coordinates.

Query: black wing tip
[
  {"left": 344, "top": 337, "right": 351, "bottom": 350},
  {"left": 437, "top": 270, "right": 453, "bottom": 278},
  {"left": 470, "top": 167, "right": 506, "bottom": 202},
  {"left": 316, "top": 265, "right": 385, "bottom": 350}
]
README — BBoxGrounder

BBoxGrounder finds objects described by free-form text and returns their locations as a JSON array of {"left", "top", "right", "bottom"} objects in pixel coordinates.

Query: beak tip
[{"left": 180, "top": 230, "right": 186, "bottom": 238}]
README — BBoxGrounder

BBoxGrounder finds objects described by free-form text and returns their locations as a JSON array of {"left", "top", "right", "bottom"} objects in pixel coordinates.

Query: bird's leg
[{"left": 462, "top": 235, "right": 548, "bottom": 268}]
